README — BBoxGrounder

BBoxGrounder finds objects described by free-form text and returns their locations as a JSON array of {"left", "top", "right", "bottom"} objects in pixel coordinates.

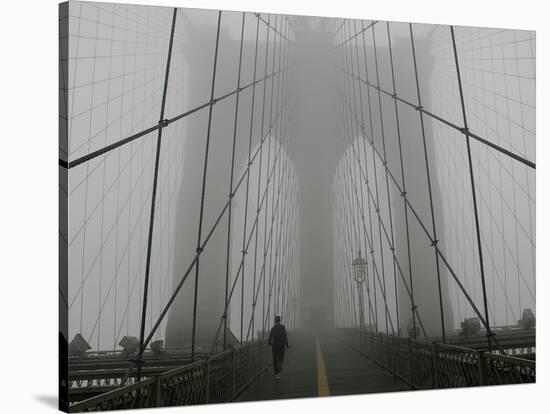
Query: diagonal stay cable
[
  {"left": 189, "top": 10, "right": 223, "bottom": 362},
  {"left": 408, "top": 24, "right": 447, "bottom": 342},
  {"left": 59, "top": 64, "right": 293, "bottom": 170},
  {"left": 254, "top": 13, "right": 294, "bottom": 44},
  {"left": 333, "top": 20, "right": 377, "bottom": 49},
  {"left": 209, "top": 132, "right": 290, "bottom": 353},
  {"left": 338, "top": 68, "right": 535, "bottom": 170},
  {"left": 339, "top": 30, "right": 393, "bottom": 334},
  {"left": 341, "top": 143, "right": 428, "bottom": 338},
  {"left": 141, "top": 117, "right": 291, "bottom": 355},
  {"left": 341, "top": 87, "right": 503, "bottom": 350},
  {"left": 244, "top": 14, "right": 262, "bottom": 342},
  {"left": 223, "top": 11, "right": 246, "bottom": 348}
]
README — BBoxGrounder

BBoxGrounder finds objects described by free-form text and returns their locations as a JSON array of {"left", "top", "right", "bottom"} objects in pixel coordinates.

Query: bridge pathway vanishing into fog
[
  {"left": 59, "top": 3, "right": 536, "bottom": 412},
  {"left": 237, "top": 330, "right": 408, "bottom": 402}
]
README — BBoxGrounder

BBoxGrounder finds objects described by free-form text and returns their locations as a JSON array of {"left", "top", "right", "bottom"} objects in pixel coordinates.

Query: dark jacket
[{"left": 268, "top": 324, "right": 289, "bottom": 349}]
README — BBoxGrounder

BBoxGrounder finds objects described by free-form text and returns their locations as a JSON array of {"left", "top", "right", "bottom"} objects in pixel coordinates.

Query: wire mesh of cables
[
  {"left": 331, "top": 18, "right": 535, "bottom": 346},
  {"left": 60, "top": 1, "right": 301, "bottom": 360}
]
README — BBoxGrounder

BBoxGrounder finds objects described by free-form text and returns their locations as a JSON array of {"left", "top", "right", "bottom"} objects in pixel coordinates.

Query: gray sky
[{"left": 63, "top": 1, "right": 535, "bottom": 350}]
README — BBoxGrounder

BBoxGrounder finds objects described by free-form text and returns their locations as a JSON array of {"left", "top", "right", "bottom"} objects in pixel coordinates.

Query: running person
[{"left": 268, "top": 316, "right": 289, "bottom": 379}]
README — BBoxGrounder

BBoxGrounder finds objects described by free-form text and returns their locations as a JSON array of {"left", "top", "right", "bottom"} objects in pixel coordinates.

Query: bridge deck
[{"left": 236, "top": 330, "right": 408, "bottom": 402}]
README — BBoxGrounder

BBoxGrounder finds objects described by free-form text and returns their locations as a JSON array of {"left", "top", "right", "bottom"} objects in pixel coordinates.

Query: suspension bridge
[{"left": 59, "top": 2, "right": 536, "bottom": 411}]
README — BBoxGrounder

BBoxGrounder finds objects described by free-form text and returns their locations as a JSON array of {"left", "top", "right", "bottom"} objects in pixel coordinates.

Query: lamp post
[{"left": 352, "top": 251, "right": 367, "bottom": 330}]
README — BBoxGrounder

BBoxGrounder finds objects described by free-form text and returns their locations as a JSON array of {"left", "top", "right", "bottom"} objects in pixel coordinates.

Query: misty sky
[{"left": 61, "top": 1, "right": 535, "bottom": 350}]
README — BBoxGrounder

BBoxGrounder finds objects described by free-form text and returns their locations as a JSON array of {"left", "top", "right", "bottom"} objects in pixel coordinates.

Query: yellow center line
[{"left": 316, "top": 337, "right": 331, "bottom": 396}]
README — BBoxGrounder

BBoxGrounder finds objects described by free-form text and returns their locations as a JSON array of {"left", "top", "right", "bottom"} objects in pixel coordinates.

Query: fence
[
  {"left": 69, "top": 340, "right": 270, "bottom": 412},
  {"left": 349, "top": 329, "right": 535, "bottom": 389}
]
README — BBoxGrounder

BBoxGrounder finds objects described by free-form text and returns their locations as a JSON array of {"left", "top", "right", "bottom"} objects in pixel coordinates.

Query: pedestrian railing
[
  {"left": 348, "top": 329, "right": 535, "bottom": 389},
  {"left": 68, "top": 340, "right": 270, "bottom": 412}
]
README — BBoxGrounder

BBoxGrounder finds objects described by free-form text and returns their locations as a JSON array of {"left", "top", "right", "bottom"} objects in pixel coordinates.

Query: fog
[{"left": 61, "top": 2, "right": 535, "bottom": 351}]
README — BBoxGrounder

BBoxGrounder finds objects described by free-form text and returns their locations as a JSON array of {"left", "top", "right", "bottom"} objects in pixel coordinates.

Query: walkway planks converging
[{"left": 236, "top": 330, "right": 408, "bottom": 402}]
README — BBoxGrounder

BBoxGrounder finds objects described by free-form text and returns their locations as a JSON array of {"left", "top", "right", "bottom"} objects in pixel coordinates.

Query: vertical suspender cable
[
  {"left": 245, "top": 15, "right": 261, "bottom": 343},
  {"left": 224, "top": 12, "right": 246, "bottom": 348},
  {"left": 386, "top": 22, "right": 417, "bottom": 338},
  {"left": 372, "top": 25, "right": 401, "bottom": 336},
  {"left": 191, "top": 11, "right": 222, "bottom": 361},
  {"left": 408, "top": 24, "right": 447, "bottom": 342},
  {"left": 450, "top": 25, "right": 492, "bottom": 350},
  {"left": 137, "top": 8, "right": 177, "bottom": 378}
]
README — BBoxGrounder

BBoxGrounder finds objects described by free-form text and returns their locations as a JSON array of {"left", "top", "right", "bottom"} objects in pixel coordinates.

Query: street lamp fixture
[
  {"left": 352, "top": 251, "right": 367, "bottom": 329},
  {"left": 352, "top": 250, "right": 367, "bottom": 284}
]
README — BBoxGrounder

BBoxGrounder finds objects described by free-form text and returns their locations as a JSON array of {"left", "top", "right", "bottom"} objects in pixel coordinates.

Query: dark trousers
[{"left": 272, "top": 346, "right": 285, "bottom": 374}]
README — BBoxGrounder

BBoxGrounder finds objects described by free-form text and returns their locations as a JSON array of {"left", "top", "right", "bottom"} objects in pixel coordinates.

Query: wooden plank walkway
[{"left": 236, "top": 330, "right": 408, "bottom": 402}]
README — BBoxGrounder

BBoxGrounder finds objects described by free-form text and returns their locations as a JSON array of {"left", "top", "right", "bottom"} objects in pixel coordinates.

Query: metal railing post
[
  {"left": 432, "top": 342, "right": 439, "bottom": 388},
  {"left": 407, "top": 338, "right": 413, "bottom": 388},
  {"left": 248, "top": 343, "right": 252, "bottom": 385},
  {"left": 478, "top": 351, "right": 487, "bottom": 386},
  {"left": 255, "top": 342, "right": 259, "bottom": 371},
  {"left": 392, "top": 336, "right": 397, "bottom": 378},
  {"left": 206, "top": 357, "right": 210, "bottom": 404},
  {"left": 379, "top": 333, "right": 384, "bottom": 367},
  {"left": 155, "top": 376, "right": 162, "bottom": 407},
  {"left": 232, "top": 348, "right": 236, "bottom": 398}
]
